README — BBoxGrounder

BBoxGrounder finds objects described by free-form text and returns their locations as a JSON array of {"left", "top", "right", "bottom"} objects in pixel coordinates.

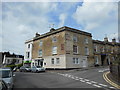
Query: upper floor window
[
  {"left": 73, "top": 45, "right": 78, "bottom": 54},
  {"left": 39, "top": 41, "right": 43, "bottom": 46},
  {"left": 85, "top": 47, "right": 89, "bottom": 55},
  {"left": 73, "top": 36, "right": 77, "bottom": 42},
  {"left": 52, "top": 46, "right": 57, "bottom": 54},
  {"left": 26, "top": 52, "right": 30, "bottom": 59},
  {"left": 94, "top": 45, "right": 97, "bottom": 52},
  {"left": 52, "top": 36, "right": 57, "bottom": 42},
  {"left": 28, "top": 44, "right": 30, "bottom": 48},
  {"left": 38, "top": 50, "right": 42, "bottom": 56},
  {"left": 84, "top": 38, "right": 88, "bottom": 44}
]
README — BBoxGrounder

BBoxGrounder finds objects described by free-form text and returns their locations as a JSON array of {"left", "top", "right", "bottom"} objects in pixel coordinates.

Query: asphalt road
[{"left": 13, "top": 66, "right": 116, "bottom": 89}]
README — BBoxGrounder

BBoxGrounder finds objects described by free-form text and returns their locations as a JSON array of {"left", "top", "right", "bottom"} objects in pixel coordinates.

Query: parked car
[
  {"left": 19, "top": 66, "right": 31, "bottom": 72},
  {"left": 31, "top": 66, "right": 45, "bottom": 73},
  {"left": 0, "top": 68, "right": 15, "bottom": 89},
  {"left": 0, "top": 80, "right": 8, "bottom": 90}
]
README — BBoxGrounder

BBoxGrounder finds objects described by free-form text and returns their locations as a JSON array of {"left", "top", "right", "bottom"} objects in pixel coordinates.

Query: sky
[{"left": 1, "top": 0, "right": 119, "bottom": 55}]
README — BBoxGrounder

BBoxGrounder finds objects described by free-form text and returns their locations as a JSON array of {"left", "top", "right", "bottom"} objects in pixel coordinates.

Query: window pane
[
  {"left": 56, "top": 58, "right": 60, "bottom": 64},
  {"left": 73, "top": 58, "right": 75, "bottom": 64},
  {"left": 73, "top": 36, "right": 77, "bottom": 42},
  {"left": 51, "top": 58, "right": 54, "bottom": 64},
  {"left": 85, "top": 47, "right": 89, "bottom": 55},
  {"left": 40, "top": 41, "right": 43, "bottom": 46},
  {"left": 73, "top": 45, "right": 78, "bottom": 53},
  {"left": 52, "top": 46, "right": 57, "bottom": 54},
  {"left": 39, "top": 50, "right": 42, "bottom": 56}
]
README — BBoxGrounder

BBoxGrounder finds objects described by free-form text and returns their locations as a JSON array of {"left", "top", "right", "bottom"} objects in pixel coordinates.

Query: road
[{"left": 13, "top": 66, "right": 116, "bottom": 89}]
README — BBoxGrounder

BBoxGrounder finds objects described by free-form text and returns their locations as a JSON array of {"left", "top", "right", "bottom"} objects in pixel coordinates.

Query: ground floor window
[
  {"left": 51, "top": 58, "right": 54, "bottom": 64},
  {"left": 56, "top": 58, "right": 60, "bottom": 64},
  {"left": 73, "top": 58, "right": 79, "bottom": 64}
]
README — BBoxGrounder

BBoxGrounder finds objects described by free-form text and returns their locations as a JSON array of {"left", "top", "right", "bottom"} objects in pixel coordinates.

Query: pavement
[{"left": 13, "top": 66, "right": 116, "bottom": 89}]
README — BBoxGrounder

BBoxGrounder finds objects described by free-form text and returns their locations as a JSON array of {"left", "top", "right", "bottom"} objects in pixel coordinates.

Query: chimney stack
[
  {"left": 104, "top": 37, "right": 108, "bottom": 42},
  {"left": 112, "top": 38, "right": 116, "bottom": 43},
  {"left": 35, "top": 32, "right": 40, "bottom": 37}
]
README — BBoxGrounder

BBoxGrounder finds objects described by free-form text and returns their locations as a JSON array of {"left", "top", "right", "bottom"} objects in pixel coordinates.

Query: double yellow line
[{"left": 103, "top": 71, "right": 120, "bottom": 89}]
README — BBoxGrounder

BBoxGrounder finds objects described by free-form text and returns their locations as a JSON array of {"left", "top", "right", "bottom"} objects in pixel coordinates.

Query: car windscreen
[
  {"left": 0, "top": 70, "right": 11, "bottom": 78},
  {"left": 36, "top": 66, "right": 41, "bottom": 68}
]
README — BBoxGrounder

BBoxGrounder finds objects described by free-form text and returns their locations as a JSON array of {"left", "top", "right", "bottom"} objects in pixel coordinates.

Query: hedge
[{"left": 6, "top": 63, "right": 23, "bottom": 69}]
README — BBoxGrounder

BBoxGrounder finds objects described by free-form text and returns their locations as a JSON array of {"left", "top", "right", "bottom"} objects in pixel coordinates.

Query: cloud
[
  {"left": 2, "top": 2, "right": 58, "bottom": 54},
  {"left": 73, "top": 2, "right": 118, "bottom": 31},
  {"left": 58, "top": 13, "right": 67, "bottom": 27}
]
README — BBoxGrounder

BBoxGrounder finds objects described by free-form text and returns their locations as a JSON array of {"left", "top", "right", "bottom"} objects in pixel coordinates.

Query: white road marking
[
  {"left": 86, "top": 82, "right": 92, "bottom": 85},
  {"left": 109, "top": 87, "right": 115, "bottom": 89},
  {"left": 99, "top": 84, "right": 107, "bottom": 87},
  {"left": 80, "top": 80, "right": 85, "bottom": 82},
  {"left": 84, "top": 79, "right": 89, "bottom": 81},
  {"left": 57, "top": 73, "right": 115, "bottom": 89},
  {"left": 75, "top": 78, "right": 79, "bottom": 80},
  {"left": 90, "top": 81, "right": 97, "bottom": 83},
  {"left": 79, "top": 78, "right": 83, "bottom": 79},
  {"left": 93, "top": 84, "right": 101, "bottom": 88}
]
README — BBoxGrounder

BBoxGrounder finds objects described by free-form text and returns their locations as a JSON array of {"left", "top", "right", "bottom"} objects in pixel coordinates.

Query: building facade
[
  {"left": 1, "top": 52, "right": 24, "bottom": 67},
  {"left": 24, "top": 26, "right": 120, "bottom": 69},
  {"left": 93, "top": 38, "right": 120, "bottom": 66}
]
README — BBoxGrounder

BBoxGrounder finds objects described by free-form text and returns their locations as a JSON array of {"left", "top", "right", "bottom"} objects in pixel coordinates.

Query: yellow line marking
[{"left": 103, "top": 71, "right": 120, "bottom": 89}]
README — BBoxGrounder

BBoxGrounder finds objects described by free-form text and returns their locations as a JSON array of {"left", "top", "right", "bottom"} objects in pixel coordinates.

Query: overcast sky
[{"left": 1, "top": 1, "right": 119, "bottom": 55}]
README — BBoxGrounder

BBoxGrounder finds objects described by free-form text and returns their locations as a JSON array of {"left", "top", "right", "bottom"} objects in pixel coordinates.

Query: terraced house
[
  {"left": 24, "top": 26, "right": 120, "bottom": 69},
  {"left": 93, "top": 38, "right": 120, "bottom": 66}
]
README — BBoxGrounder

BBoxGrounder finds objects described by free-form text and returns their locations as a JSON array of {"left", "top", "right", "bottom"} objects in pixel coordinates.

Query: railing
[{"left": 110, "top": 64, "right": 120, "bottom": 82}]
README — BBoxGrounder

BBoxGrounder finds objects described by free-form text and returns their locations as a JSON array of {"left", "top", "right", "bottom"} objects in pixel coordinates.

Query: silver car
[
  {"left": 31, "top": 66, "right": 45, "bottom": 73},
  {"left": 0, "top": 68, "right": 15, "bottom": 89}
]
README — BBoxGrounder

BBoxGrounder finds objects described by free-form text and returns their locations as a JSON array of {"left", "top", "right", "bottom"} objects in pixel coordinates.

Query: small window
[
  {"left": 40, "top": 41, "right": 43, "bottom": 46},
  {"left": 56, "top": 58, "right": 60, "bottom": 64},
  {"left": 52, "top": 46, "right": 57, "bottom": 54},
  {"left": 52, "top": 36, "right": 57, "bottom": 42},
  {"left": 28, "top": 44, "right": 30, "bottom": 48},
  {"left": 51, "top": 58, "right": 54, "bottom": 64},
  {"left": 84, "top": 38, "right": 88, "bottom": 44},
  {"left": 73, "top": 45, "right": 78, "bottom": 54},
  {"left": 73, "top": 36, "right": 77, "bottom": 42},
  {"left": 38, "top": 50, "right": 42, "bottom": 56}
]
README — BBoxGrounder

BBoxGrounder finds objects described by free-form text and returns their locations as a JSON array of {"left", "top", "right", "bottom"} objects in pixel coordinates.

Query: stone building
[
  {"left": 1, "top": 52, "right": 24, "bottom": 67},
  {"left": 93, "top": 37, "right": 120, "bottom": 66},
  {"left": 24, "top": 26, "right": 120, "bottom": 69}
]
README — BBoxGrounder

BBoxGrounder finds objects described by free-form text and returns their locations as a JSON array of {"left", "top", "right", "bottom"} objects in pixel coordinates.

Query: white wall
[{"left": 24, "top": 41, "right": 33, "bottom": 61}]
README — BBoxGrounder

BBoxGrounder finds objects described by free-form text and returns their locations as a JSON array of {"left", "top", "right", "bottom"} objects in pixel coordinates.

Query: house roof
[
  {"left": 32, "top": 26, "right": 92, "bottom": 41},
  {"left": 93, "top": 40, "right": 120, "bottom": 46}
]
